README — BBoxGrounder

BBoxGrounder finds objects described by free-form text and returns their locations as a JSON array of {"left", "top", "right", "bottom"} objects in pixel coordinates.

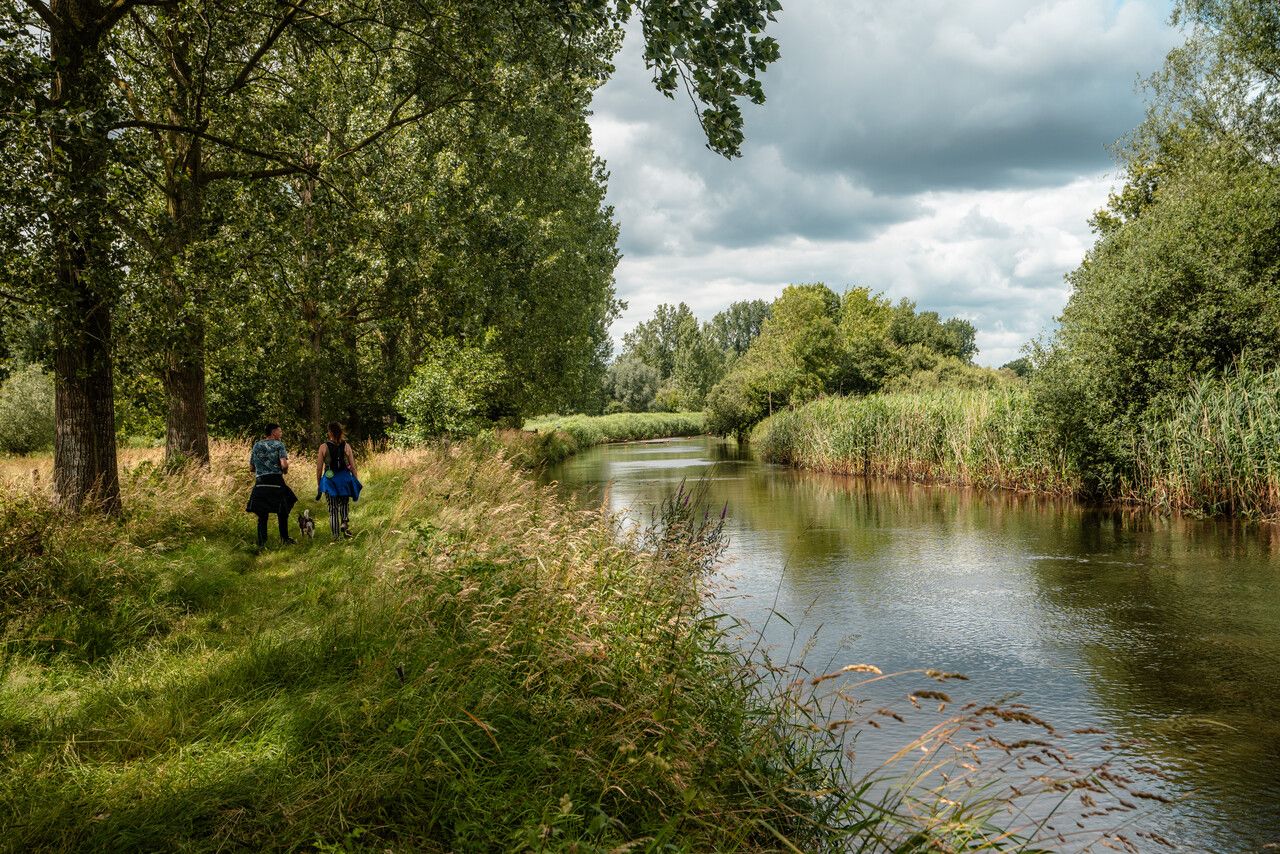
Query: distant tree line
[{"left": 603, "top": 288, "right": 1002, "bottom": 437}]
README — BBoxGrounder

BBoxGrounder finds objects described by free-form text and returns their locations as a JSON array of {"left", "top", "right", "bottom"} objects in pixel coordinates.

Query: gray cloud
[{"left": 590, "top": 0, "right": 1180, "bottom": 365}]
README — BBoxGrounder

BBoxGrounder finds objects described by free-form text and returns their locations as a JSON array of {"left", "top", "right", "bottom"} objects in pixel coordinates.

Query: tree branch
[
  {"left": 203, "top": 165, "right": 307, "bottom": 182},
  {"left": 225, "top": 2, "right": 306, "bottom": 96},
  {"left": 109, "top": 119, "right": 314, "bottom": 176},
  {"left": 99, "top": 0, "right": 176, "bottom": 32},
  {"left": 331, "top": 94, "right": 470, "bottom": 162},
  {"left": 18, "top": 0, "right": 56, "bottom": 30}
]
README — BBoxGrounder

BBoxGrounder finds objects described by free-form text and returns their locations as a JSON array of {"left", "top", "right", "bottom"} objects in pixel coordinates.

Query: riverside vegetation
[
  {"left": 0, "top": 441, "right": 1157, "bottom": 852},
  {"left": 750, "top": 361, "right": 1280, "bottom": 520},
  {"left": 581, "top": 2, "right": 1280, "bottom": 522}
]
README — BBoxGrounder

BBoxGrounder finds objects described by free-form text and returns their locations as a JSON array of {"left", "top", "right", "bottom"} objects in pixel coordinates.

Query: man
[{"left": 245, "top": 423, "right": 298, "bottom": 549}]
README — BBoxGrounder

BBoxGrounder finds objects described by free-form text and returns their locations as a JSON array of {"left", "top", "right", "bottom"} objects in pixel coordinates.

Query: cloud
[{"left": 590, "top": 0, "right": 1181, "bottom": 366}]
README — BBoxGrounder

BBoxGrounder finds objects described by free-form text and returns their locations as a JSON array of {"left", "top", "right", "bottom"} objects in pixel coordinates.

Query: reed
[
  {"left": 1133, "top": 362, "right": 1280, "bottom": 519},
  {"left": 751, "top": 387, "right": 1079, "bottom": 495},
  {"left": 524, "top": 411, "right": 705, "bottom": 449}
]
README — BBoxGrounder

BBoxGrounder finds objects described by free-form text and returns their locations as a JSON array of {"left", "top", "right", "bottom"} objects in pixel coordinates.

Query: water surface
[{"left": 545, "top": 437, "right": 1280, "bottom": 852}]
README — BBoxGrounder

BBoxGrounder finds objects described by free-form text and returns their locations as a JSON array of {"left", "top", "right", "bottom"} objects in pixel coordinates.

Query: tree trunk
[
  {"left": 48, "top": 4, "right": 122, "bottom": 513},
  {"left": 160, "top": 21, "right": 211, "bottom": 467},
  {"left": 164, "top": 321, "right": 210, "bottom": 465}
]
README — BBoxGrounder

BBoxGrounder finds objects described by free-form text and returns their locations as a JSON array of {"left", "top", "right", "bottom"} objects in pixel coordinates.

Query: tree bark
[
  {"left": 164, "top": 321, "right": 210, "bottom": 465},
  {"left": 48, "top": 2, "right": 122, "bottom": 513},
  {"left": 159, "top": 17, "right": 212, "bottom": 466}
]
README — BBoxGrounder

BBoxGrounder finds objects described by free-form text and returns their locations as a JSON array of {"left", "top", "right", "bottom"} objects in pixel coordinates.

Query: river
[{"left": 544, "top": 436, "right": 1280, "bottom": 852}]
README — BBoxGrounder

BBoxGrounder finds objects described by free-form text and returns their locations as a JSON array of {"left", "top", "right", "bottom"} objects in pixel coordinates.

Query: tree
[
  {"left": 621, "top": 303, "right": 699, "bottom": 383},
  {"left": 709, "top": 299, "right": 771, "bottom": 356},
  {"left": 2, "top": 0, "right": 784, "bottom": 511},
  {"left": 606, "top": 355, "right": 660, "bottom": 413},
  {"left": 1034, "top": 0, "right": 1280, "bottom": 493}
]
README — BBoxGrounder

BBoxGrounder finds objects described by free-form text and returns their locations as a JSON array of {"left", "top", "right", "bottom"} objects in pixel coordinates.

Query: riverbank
[
  {"left": 0, "top": 439, "right": 956, "bottom": 851},
  {"left": 751, "top": 387, "right": 1080, "bottom": 495},
  {"left": 752, "top": 376, "right": 1280, "bottom": 521},
  {"left": 513, "top": 411, "right": 706, "bottom": 467}
]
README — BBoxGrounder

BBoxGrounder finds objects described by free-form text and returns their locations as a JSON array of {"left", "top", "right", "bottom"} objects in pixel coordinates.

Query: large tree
[{"left": 3, "top": 0, "right": 782, "bottom": 510}]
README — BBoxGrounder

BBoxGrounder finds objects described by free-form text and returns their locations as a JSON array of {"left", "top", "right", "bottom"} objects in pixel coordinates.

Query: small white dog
[{"left": 297, "top": 509, "right": 316, "bottom": 541}]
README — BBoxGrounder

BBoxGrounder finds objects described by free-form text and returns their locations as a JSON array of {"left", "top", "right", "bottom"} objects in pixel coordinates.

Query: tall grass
[
  {"left": 0, "top": 439, "right": 1147, "bottom": 850},
  {"left": 752, "top": 387, "right": 1079, "bottom": 495},
  {"left": 525, "top": 411, "right": 705, "bottom": 447},
  {"left": 1135, "top": 362, "right": 1280, "bottom": 519}
]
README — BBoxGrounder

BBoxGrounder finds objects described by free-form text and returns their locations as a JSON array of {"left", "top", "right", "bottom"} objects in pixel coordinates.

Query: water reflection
[{"left": 545, "top": 437, "right": 1280, "bottom": 851}]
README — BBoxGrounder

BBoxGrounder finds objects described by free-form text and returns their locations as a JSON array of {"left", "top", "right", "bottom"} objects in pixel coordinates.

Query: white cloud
[{"left": 590, "top": 0, "right": 1181, "bottom": 367}]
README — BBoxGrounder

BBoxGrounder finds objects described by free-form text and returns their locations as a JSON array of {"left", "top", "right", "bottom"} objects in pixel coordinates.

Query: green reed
[
  {"left": 751, "top": 387, "right": 1078, "bottom": 495},
  {"left": 1134, "top": 362, "right": 1280, "bottom": 519},
  {"left": 524, "top": 411, "right": 705, "bottom": 449}
]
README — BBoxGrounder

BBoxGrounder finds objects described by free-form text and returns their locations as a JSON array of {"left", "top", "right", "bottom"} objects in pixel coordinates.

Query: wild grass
[
  {"left": 524, "top": 411, "right": 705, "bottom": 449},
  {"left": 1134, "top": 362, "right": 1280, "bottom": 519},
  {"left": 751, "top": 388, "right": 1079, "bottom": 495},
  {"left": 0, "top": 439, "right": 1150, "bottom": 850}
]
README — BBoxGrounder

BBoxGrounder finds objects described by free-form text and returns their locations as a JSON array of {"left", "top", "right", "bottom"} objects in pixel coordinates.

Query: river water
[{"left": 544, "top": 436, "right": 1280, "bottom": 852}]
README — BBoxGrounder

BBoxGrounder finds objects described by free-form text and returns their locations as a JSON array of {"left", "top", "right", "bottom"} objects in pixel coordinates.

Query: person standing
[
  {"left": 246, "top": 423, "right": 298, "bottom": 549},
  {"left": 317, "top": 421, "right": 362, "bottom": 540}
]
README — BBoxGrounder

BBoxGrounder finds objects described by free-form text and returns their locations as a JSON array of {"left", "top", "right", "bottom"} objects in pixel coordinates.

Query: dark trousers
[{"left": 256, "top": 511, "right": 289, "bottom": 546}]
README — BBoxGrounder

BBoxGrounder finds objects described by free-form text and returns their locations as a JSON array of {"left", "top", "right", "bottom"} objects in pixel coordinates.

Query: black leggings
[{"left": 256, "top": 511, "right": 289, "bottom": 546}]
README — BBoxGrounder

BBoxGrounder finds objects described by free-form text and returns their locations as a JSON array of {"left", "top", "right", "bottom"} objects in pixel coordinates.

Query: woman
[
  {"left": 317, "top": 421, "right": 362, "bottom": 540},
  {"left": 246, "top": 422, "right": 298, "bottom": 549}
]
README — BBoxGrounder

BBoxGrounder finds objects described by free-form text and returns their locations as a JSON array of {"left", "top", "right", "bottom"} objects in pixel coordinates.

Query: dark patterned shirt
[{"left": 250, "top": 439, "right": 288, "bottom": 477}]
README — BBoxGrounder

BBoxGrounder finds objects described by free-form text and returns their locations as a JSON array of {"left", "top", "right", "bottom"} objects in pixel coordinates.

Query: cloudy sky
[{"left": 589, "top": 0, "right": 1182, "bottom": 366}]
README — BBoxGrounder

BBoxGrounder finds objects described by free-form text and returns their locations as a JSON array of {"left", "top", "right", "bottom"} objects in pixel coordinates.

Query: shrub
[
  {"left": 394, "top": 340, "right": 506, "bottom": 440},
  {"left": 0, "top": 364, "right": 55, "bottom": 455}
]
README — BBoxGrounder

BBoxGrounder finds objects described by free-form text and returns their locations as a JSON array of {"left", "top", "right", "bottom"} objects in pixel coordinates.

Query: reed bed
[
  {"left": 1134, "top": 363, "right": 1280, "bottom": 519},
  {"left": 752, "top": 387, "right": 1079, "bottom": 495},
  {"left": 524, "top": 411, "right": 705, "bottom": 449}
]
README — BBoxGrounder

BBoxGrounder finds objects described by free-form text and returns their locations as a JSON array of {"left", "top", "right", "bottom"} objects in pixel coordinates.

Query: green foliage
[
  {"left": 704, "top": 284, "right": 983, "bottom": 438},
  {"left": 611, "top": 300, "right": 771, "bottom": 414},
  {"left": 1033, "top": 148, "right": 1280, "bottom": 492},
  {"left": 604, "top": 355, "right": 660, "bottom": 413},
  {"left": 752, "top": 387, "right": 1077, "bottom": 494},
  {"left": 1001, "top": 357, "right": 1033, "bottom": 378},
  {"left": 882, "top": 348, "right": 1014, "bottom": 394},
  {"left": 393, "top": 340, "right": 507, "bottom": 439},
  {"left": 0, "top": 365, "right": 55, "bottom": 455},
  {"left": 524, "top": 411, "right": 705, "bottom": 447},
  {"left": 709, "top": 299, "right": 772, "bottom": 356}
]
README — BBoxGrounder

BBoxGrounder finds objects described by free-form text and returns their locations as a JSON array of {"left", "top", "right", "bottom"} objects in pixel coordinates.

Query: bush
[
  {"left": 0, "top": 364, "right": 55, "bottom": 455},
  {"left": 394, "top": 340, "right": 506, "bottom": 440}
]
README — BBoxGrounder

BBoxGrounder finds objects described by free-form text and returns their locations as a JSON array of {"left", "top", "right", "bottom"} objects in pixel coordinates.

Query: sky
[{"left": 588, "top": 0, "right": 1182, "bottom": 367}]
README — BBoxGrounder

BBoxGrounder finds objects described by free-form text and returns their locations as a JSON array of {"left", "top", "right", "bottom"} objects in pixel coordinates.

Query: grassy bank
[
  {"left": 0, "top": 441, "right": 1152, "bottom": 849},
  {"left": 1, "top": 441, "right": 827, "bottom": 850},
  {"left": 514, "top": 412, "right": 706, "bottom": 466},
  {"left": 751, "top": 387, "right": 1079, "bottom": 495}
]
